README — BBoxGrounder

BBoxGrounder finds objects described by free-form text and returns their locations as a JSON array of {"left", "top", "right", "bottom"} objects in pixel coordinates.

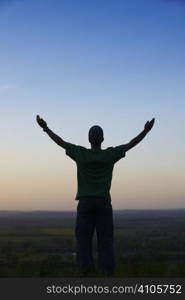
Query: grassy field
[{"left": 0, "top": 209, "right": 185, "bottom": 277}]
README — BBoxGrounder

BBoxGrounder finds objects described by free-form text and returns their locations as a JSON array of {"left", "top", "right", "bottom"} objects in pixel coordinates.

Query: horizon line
[{"left": 0, "top": 208, "right": 185, "bottom": 212}]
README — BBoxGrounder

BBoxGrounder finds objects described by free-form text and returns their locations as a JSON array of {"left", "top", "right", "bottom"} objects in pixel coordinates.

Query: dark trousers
[{"left": 75, "top": 198, "right": 115, "bottom": 274}]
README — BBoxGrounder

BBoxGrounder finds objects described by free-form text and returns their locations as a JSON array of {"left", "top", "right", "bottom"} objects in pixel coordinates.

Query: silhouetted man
[{"left": 36, "top": 115, "right": 155, "bottom": 275}]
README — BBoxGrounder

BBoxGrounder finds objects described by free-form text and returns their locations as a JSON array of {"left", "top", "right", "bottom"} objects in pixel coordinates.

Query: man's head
[{"left": 88, "top": 125, "right": 104, "bottom": 146}]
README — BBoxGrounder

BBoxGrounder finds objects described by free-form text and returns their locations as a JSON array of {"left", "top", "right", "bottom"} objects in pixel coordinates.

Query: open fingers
[
  {"left": 150, "top": 118, "right": 155, "bottom": 125},
  {"left": 151, "top": 118, "right": 155, "bottom": 123}
]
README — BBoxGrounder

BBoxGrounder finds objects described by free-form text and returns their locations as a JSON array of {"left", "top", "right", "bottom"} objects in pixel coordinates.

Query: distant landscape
[{"left": 0, "top": 209, "right": 185, "bottom": 277}]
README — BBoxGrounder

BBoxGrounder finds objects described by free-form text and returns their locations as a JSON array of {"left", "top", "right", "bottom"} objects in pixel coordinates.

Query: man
[{"left": 36, "top": 115, "right": 155, "bottom": 276}]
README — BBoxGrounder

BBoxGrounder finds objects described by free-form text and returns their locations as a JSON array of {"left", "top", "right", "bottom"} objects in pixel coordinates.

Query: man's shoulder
[
  {"left": 106, "top": 145, "right": 126, "bottom": 151},
  {"left": 65, "top": 142, "right": 86, "bottom": 149},
  {"left": 104, "top": 146, "right": 116, "bottom": 152},
  {"left": 78, "top": 145, "right": 88, "bottom": 151}
]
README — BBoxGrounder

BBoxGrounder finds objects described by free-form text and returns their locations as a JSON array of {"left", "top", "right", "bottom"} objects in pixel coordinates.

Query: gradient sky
[{"left": 0, "top": 0, "right": 185, "bottom": 210}]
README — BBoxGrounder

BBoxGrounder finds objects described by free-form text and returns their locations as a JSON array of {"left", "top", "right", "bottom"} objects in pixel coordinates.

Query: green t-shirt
[{"left": 65, "top": 143, "right": 126, "bottom": 201}]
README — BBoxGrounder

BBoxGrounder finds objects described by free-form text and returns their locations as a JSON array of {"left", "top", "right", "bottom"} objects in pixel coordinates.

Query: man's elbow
[
  {"left": 124, "top": 142, "right": 135, "bottom": 151},
  {"left": 58, "top": 139, "right": 67, "bottom": 148}
]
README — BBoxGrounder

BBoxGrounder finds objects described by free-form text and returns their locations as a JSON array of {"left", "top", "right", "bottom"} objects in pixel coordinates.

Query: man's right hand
[
  {"left": 144, "top": 118, "right": 155, "bottom": 133},
  {"left": 36, "top": 115, "right": 48, "bottom": 130}
]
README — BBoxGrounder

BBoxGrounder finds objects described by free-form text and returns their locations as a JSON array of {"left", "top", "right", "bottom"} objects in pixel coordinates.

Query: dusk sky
[{"left": 0, "top": 0, "right": 184, "bottom": 210}]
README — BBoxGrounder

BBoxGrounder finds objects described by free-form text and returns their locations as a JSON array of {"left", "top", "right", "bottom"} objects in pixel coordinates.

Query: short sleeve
[
  {"left": 65, "top": 142, "right": 79, "bottom": 161},
  {"left": 111, "top": 145, "right": 126, "bottom": 163}
]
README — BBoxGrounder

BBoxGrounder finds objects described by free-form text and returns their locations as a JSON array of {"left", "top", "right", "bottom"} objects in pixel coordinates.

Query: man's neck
[{"left": 91, "top": 144, "right": 101, "bottom": 150}]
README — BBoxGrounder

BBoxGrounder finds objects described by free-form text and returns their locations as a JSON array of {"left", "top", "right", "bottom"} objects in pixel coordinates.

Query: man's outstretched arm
[
  {"left": 123, "top": 118, "right": 155, "bottom": 152},
  {"left": 36, "top": 115, "right": 66, "bottom": 148}
]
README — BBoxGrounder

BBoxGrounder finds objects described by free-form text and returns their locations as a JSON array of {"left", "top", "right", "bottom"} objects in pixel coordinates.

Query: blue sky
[{"left": 0, "top": 0, "right": 185, "bottom": 210}]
